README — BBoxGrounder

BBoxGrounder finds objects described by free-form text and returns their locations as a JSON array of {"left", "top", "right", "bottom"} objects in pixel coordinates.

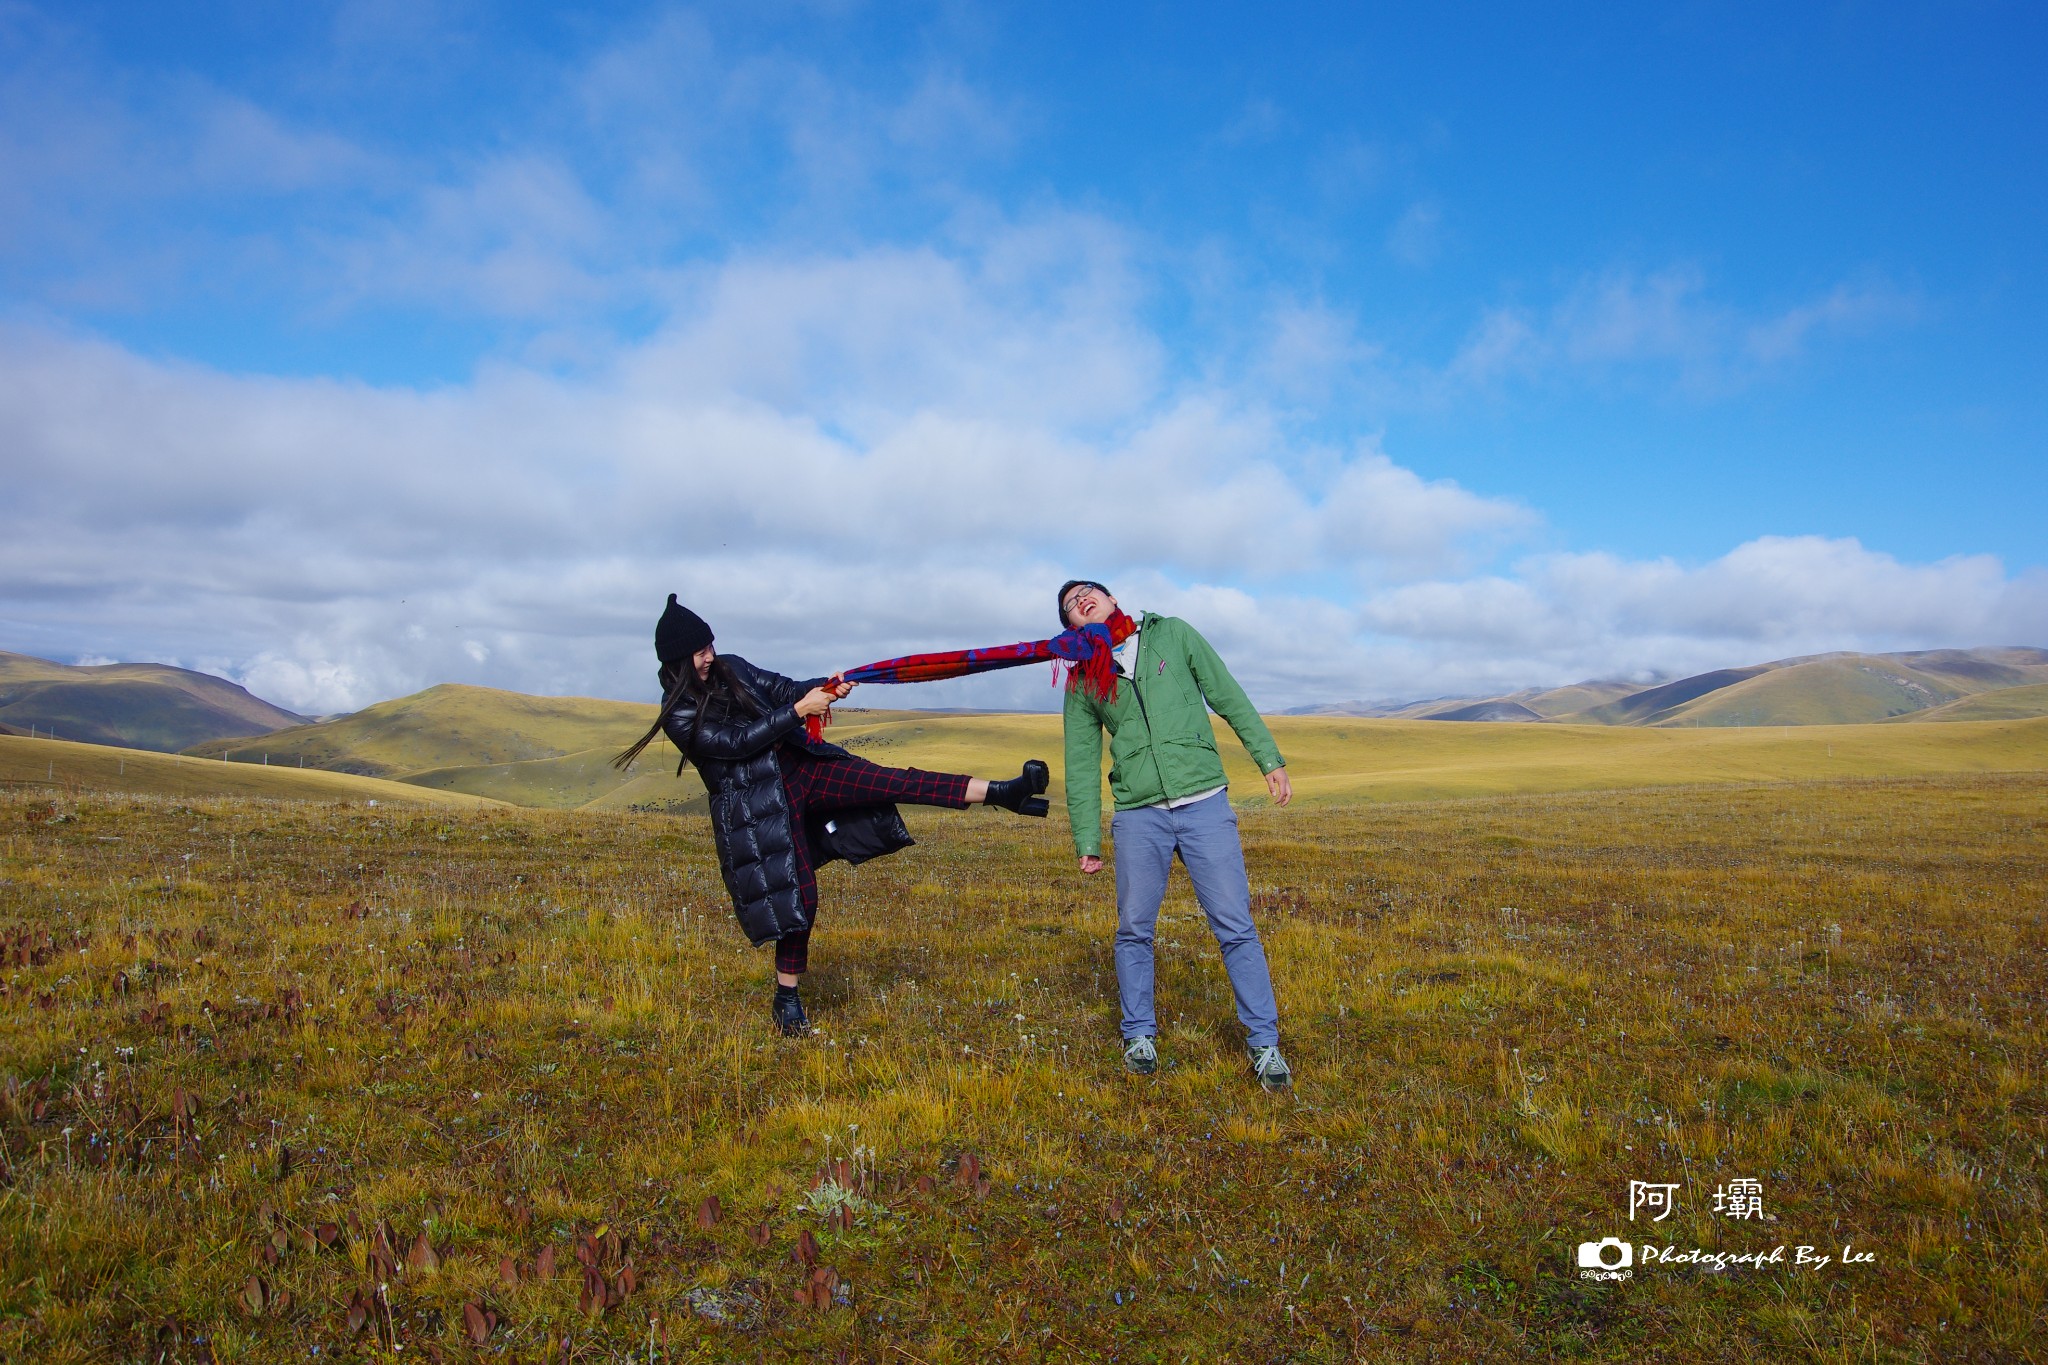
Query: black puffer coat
[{"left": 662, "top": 655, "right": 912, "bottom": 946}]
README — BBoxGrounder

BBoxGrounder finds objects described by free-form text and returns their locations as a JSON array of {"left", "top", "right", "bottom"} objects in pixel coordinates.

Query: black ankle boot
[
  {"left": 772, "top": 985, "right": 810, "bottom": 1037},
  {"left": 984, "top": 759, "right": 1050, "bottom": 817}
]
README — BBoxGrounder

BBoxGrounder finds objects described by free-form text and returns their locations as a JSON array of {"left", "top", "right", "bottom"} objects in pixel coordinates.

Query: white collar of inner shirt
[{"left": 1111, "top": 612, "right": 1142, "bottom": 676}]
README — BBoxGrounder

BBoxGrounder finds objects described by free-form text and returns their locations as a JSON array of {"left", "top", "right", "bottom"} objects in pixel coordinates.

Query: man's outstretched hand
[{"left": 1079, "top": 855, "right": 1104, "bottom": 875}]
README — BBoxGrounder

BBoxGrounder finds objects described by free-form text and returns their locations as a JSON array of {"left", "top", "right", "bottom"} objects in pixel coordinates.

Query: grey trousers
[{"left": 1110, "top": 791, "right": 1280, "bottom": 1048}]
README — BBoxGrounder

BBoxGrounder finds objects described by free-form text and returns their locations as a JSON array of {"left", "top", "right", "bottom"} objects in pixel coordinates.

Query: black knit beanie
[
  {"left": 655, "top": 594, "right": 714, "bottom": 664},
  {"left": 1056, "top": 579, "right": 1110, "bottom": 628}
]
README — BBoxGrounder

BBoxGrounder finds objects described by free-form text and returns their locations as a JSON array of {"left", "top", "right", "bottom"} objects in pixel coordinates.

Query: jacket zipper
[{"left": 1126, "top": 620, "right": 1164, "bottom": 793}]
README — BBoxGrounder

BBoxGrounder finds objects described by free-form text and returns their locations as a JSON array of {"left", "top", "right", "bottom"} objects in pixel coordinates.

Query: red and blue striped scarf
[{"left": 806, "top": 609, "right": 1136, "bottom": 739}]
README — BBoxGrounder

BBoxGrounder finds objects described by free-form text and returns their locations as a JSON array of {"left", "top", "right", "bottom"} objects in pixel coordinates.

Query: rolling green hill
[
  {"left": 1641, "top": 656, "right": 1958, "bottom": 726},
  {"left": 0, "top": 650, "right": 306, "bottom": 752},
  {"left": 1895, "top": 681, "right": 2048, "bottom": 723},
  {"left": 185, "top": 683, "right": 659, "bottom": 777},
  {"left": 1462, "top": 646, "right": 2048, "bottom": 728},
  {"left": 1888, "top": 645, "right": 2048, "bottom": 691},
  {"left": 182, "top": 682, "right": 739, "bottom": 810},
  {"left": 1493, "top": 679, "right": 1641, "bottom": 718},
  {"left": 1571, "top": 665, "right": 1773, "bottom": 725}
]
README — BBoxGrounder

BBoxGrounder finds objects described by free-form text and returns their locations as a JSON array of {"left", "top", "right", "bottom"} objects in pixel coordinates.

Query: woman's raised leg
[{"left": 796, "top": 753, "right": 1048, "bottom": 816}]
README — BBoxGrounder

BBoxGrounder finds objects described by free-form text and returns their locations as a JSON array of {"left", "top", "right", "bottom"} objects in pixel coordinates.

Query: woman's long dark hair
[{"left": 613, "top": 654, "right": 762, "bottom": 772}]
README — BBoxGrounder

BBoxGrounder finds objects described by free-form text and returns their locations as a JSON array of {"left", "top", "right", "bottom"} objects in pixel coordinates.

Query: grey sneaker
[
  {"left": 1248, "top": 1044, "right": 1292, "bottom": 1091},
  {"left": 1122, "top": 1036, "right": 1158, "bottom": 1075}
]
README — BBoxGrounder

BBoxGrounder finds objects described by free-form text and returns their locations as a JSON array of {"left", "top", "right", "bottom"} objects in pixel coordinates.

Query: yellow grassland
[
  {"left": 1, "top": 774, "right": 2042, "bottom": 1360},
  {"left": 810, "top": 710, "right": 2048, "bottom": 809},
  {"left": 407, "top": 743, "right": 704, "bottom": 810},
  {"left": 0, "top": 735, "right": 502, "bottom": 809}
]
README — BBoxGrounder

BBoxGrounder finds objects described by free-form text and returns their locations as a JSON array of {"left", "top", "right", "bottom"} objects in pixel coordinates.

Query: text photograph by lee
[{"left": 2, "top": 3, "right": 2043, "bottom": 1361}]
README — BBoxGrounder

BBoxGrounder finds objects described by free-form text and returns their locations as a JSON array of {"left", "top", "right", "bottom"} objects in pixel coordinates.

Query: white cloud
[
  {"left": 1447, "top": 308, "right": 1539, "bottom": 385},
  {"left": 233, "top": 650, "right": 370, "bottom": 718},
  {"left": 1745, "top": 282, "right": 1917, "bottom": 364},
  {"left": 0, "top": 224, "right": 1543, "bottom": 713},
  {"left": 1385, "top": 201, "right": 1442, "bottom": 268},
  {"left": 333, "top": 154, "right": 618, "bottom": 316},
  {"left": 1218, "top": 97, "right": 1286, "bottom": 147},
  {"left": 187, "top": 92, "right": 385, "bottom": 193},
  {"left": 1447, "top": 268, "right": 1917, "bottom": 394},
  {"left": 0, "top": 18, "right": 390, "bottom": 310},
  {"left": 1354, "top": 537, "right": 2048, "bottom": 699},
  {"left": 6, "top": 251, "right": 2030, "bottom": 718},
  {"left": 887, "top": 69, "right": 1016, "bottom": 155},
  {"left": 1251, "top": 301, "right": 1386, "bottom": 405},
  {"left": 0, "top": 5, "right": 1027, "bottom": 331},
  {"left": 568, "top": 9, "right": 1017, "bottom": 230},
  {"left": 620, "top": 221, "right": 1159, "bottom": 431},
  {"left": 1312, "top": 133, "right": 1384, "bottom": 201}
]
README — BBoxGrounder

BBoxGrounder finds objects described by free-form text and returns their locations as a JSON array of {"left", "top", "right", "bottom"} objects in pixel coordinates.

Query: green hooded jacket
[{"left": 1062, "top": 613, "right": 1286, "bottom": 857}]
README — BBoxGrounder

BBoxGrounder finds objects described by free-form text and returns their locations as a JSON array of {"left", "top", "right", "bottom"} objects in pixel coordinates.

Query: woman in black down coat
[{"left": 617, "top": 595, "right": 1050, "bottom": 1036}]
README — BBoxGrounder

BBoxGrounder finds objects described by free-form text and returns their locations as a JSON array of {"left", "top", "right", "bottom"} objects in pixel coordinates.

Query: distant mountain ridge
[
  {"left": 1289, "top": 646, "right": 2048, "bottom": 727},
  {"left": 11, "top": 643, "right": 2048, "bottom": 800},
  {"left": 0, "top": 650, "right": 307, "bottom": 752}
]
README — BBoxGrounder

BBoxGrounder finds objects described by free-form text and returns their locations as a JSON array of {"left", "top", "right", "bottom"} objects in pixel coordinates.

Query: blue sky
[{"left": 2, "top": 1, "right": 2043, "bottom": 712}]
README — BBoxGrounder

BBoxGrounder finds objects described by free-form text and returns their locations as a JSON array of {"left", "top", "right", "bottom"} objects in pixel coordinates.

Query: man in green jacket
[{"left": 1058, "top": 579, "right": 1295, "bottom": 1091}]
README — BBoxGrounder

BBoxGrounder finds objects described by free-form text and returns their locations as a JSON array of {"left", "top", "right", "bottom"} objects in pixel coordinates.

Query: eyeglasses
[{"left": 1062, "top": 585, "right": 1106, "bottom": 617}]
